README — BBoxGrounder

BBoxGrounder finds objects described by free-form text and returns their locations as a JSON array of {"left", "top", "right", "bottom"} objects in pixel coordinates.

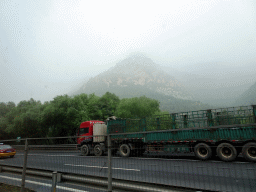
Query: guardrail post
[
  {"left": 52, "top": 172, "right": 57, "bottom": 192},
  {"left": 20, "top": 138, "right": 29, "bottom": 192},
  {"left": 107, "top": 134, "right": 112, "bottom": 192},
  {"left": 57, "top": 172, "right": 62, "bottom": 182}
]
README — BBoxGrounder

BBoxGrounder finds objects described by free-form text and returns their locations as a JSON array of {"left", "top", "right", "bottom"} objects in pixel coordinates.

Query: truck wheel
[
  {"left": 81, "top": 144, "right": 90, "bottom": 156},
  {"left": 217, "top": 143, "right": 237, "bottom": 162},
  {"left": 242, "top": 142, "right": 256, "bottom": 162},
  {"left": 94, "top": 144, "right": 103, "bottom": 156},
  {"left": 194, "top": 143, "right": 212, "bottom": 160},
  {"left": 119, "top": 144, "right": 131, "bottom": 157}
]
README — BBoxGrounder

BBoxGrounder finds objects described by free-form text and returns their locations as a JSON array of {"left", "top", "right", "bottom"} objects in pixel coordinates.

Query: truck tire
[
  {"left": 242, "top": 142, "right": 256, "bottom": 162},
  {"left": 217, "top": 143, "right": 237, "bottom": 162},
  {"left": 94, "top": 144, "right": 103, "bottom": 156},
  {"left": 194, "top": 143, "right": 212, "bottom": 160},
  {"left": 119, "top": 144, "right": 131, "bottom": 157},
  {"left": 81, "top": 144, "right": 90, "bottom": 156}
]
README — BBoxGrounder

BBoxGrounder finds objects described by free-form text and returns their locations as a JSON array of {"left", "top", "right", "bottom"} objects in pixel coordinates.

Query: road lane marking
[
  {"left": 0, "top": 175, "right": 88, "bottom": 192},
  {"left": 64, "top": 164, "right": 140, "bottom": 171}
]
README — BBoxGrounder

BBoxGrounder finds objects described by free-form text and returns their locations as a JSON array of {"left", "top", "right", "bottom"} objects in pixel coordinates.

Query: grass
[{"left": 0, "top": 183, "right": 35, "bottom": 192}]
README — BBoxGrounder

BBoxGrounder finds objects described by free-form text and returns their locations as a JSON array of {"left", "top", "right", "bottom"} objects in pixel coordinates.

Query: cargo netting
[{"left": 108, "top": 105, "right": 256, "bottom": 133}]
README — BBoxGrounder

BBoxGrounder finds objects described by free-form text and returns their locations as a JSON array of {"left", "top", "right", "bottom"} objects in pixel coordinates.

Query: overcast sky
[{"left": 1, "top": 0, "right": 256, "bottom": 104}]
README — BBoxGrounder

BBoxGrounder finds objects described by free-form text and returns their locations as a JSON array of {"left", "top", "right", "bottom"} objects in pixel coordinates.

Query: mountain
[
  {"left": 234, "top": 81, "right": 256, "bottom": 106},
  {"left": 76, "top": 53, "right": 192, "bottom": 100},
  {"left": 73, "top": 53, "right": 211, "bottom": 112}
]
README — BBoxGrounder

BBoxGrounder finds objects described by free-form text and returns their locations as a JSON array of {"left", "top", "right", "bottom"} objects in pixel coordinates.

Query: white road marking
[
  {"left": 0, "top": 175, "right": 88, "bottom": 192},
  {"left": 64, "top": 164, "right": 140, "bottom": 171}
]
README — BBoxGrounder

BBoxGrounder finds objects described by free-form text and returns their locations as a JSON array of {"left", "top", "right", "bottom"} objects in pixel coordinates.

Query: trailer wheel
[
  {"left": 119, "top": 144, "right": 131, "bottom": 157},
  {"left": 194, "top": 143, "right": 212, "bottom": 160},
  {"left": 94, "top": 144, "right": 103, "bottom": 156},
  {"left": 81, "top": 144, "right": 90, "bottom": 156},
  {"left": 242, "top": 142, "right": 256, "bottom": 162},
  {"left": 217, "top": 143, "right": 237, "bottom": 162}
]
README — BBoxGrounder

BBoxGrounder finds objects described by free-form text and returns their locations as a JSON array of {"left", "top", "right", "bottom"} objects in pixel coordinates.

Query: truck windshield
[{"left": 79, "top": 127, "right": 89, "bottom": 135}]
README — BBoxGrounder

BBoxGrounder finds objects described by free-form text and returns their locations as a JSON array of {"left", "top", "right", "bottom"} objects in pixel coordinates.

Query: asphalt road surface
[{"left": 0, "top": 151, "right": 255, "bottom": 192}]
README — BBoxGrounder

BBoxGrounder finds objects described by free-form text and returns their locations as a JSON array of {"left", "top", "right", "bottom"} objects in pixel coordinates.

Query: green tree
[
  {"left": 3, "top": 99, "right": 45, "bottom": 139},
  {"left": 86, "top": 93, "right": 102, "bottom": 120},
  {"left": 42, "top": 95, "right": 89, "bottom": 138},
  {"left": 0, "top": 102, "right": 15, "bottom": 117},
  {"left": 116, "top": 96, "right": 160, "bottom": 119},
  {"left": 98, "top": 92, "right": 120, "bottom": 120}
]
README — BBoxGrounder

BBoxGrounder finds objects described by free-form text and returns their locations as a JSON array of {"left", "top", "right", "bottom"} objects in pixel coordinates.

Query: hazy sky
[{"left": 1, "top": 0, "right": 256, "bottom": 104}]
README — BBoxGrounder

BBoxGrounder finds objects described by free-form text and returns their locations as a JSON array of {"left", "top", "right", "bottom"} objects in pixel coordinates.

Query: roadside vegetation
[{"left": 0, "top": 92, "right": 161, "bottom": 140}]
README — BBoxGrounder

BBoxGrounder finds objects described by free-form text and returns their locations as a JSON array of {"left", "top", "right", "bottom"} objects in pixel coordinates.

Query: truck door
[{"left": 77, "top": 121, "right": 93, "bottom": 144}]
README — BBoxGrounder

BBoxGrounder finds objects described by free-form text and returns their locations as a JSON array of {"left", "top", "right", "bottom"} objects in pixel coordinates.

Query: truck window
[{"left": 79, "top": 127, "right": 89, "bottom": 135}]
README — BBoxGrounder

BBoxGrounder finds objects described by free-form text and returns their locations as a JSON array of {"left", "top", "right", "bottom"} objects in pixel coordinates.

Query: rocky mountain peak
[
  {"left": 110, "top": 53, "right": 159, "bottom": 76},
  {"left": 75, "top": 54, "right": 193, "bottom": 100}
]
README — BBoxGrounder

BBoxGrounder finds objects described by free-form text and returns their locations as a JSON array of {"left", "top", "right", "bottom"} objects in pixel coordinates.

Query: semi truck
[{"left": 76, "top": 105, "right": 256, "bottom": 162}]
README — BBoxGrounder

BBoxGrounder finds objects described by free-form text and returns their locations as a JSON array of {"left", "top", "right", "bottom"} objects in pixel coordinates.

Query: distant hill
[
  {"left": 73, "top": 53, "right": 212, "bottom": 112},
  {"left": 234, "top": 81, "right": 256, "bottom": 106}
]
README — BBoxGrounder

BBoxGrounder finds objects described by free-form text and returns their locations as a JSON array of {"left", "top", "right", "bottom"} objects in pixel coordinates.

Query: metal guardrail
[
  {"left": 2, "top": 134, "right": 255, "bottom": 191},
  {"left": 11, "top": 144, "right": 77, "bottom": 151},
  {"left": 0, "top": 164, "right": 205, "bottom": 192}
]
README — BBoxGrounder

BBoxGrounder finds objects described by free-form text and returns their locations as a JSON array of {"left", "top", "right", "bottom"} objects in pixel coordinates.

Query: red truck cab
[{"left": 77, "top": 120, "right": 105, "bottom": 147}]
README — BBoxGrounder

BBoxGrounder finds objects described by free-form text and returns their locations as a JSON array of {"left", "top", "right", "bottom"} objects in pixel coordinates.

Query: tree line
[{"left": 0, "top": 92, "right": 160, "bottom": 140}]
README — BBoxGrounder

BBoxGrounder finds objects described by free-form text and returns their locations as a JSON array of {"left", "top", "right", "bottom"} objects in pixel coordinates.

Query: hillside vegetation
[{"left": 0, "top": 93, "right": 160, "bottom": 140}]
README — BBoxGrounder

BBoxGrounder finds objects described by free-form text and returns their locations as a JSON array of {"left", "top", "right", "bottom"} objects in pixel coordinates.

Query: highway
[{"left": 0, "top": 151, "right": 255, "bottom": 192}]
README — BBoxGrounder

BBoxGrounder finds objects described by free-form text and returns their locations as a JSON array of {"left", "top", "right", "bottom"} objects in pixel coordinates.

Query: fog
[{"left": 1, "top": 0, "right": 256, "bottom": 104}]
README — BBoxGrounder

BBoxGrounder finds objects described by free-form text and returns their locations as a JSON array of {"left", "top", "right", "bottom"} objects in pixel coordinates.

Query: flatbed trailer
[{"left": 107, "top": 105, "right": 256, "bottom": 162}]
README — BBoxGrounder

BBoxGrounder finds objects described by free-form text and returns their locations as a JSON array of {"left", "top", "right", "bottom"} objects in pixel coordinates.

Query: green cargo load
[{"left": 107, "top": 105, "right": 256, "bottom": 162}]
